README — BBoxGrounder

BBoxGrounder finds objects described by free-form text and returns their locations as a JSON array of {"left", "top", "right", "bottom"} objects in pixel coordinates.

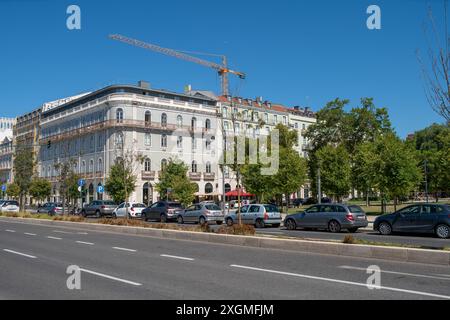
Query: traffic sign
[
  {"left": 97, "top": 185, "right": 104, "bottom": 193},
  {"left": 1, "top": 185, "right": 6, "bottom": 192},
  {"left": 78, "top": 179, "right": 85, "bottom": 187}
]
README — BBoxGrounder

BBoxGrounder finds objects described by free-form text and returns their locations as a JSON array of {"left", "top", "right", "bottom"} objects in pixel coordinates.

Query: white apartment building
[
  {"left": 38, "top": 82, "right": 220, "bottom": 205},
  {"left": 0, "top": 118, "right": 16, "bottom": 186}
]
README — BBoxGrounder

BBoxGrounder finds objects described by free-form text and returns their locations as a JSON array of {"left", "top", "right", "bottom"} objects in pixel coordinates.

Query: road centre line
[
  {"left": 3, "top": 249, "right": 37, "bottom": 259},
  {"left": 160, "top": 254, "right": 195, "bottom": 261},
  {"left": 79, "top": 268, "right": 142, "bottom": 286},
  {"left": 339, "top": 265, "right": 450, "bottom": 281},
  {"left": 112, "top": 247, "right": 137, "bottom": 252}
]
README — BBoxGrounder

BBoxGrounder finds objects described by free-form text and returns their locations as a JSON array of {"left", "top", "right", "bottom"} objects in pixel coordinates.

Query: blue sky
[{"left": 0, "top": 0, "right": 447, "bottom": 137}]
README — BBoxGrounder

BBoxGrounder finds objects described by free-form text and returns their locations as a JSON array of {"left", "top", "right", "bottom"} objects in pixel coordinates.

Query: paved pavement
[{"left": 1, "top": 219, "right": 450, "bottom": 300}]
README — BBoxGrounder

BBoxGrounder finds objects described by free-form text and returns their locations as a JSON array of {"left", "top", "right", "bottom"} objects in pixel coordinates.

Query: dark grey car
[
  {"left": 142, "top": 201, "right": 184, "bottom": 223},
  {"left": 81, "top": 200, "right": 117, "bottom": 218},
  {"left": 374, "top": 204, "right": 450, "bottom": 239},
  {"left": 284, "top": 204, "right": 368, "bottom": 233}
]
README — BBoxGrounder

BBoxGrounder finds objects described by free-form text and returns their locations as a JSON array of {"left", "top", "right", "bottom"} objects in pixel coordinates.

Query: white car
[
  {"left": 113, "top": 202, "right": 147, "bottom": 219},
  {"left": 1, "top": 200, "right": 20, "bottom": 213}
]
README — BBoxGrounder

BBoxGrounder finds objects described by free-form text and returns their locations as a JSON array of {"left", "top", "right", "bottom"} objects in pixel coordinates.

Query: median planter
[{"left": 1, "top": 216, "right": 449, "bottom": 266}]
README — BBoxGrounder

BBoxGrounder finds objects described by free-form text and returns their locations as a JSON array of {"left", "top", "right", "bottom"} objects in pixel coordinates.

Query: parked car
[
  {"left": 113, "top": 202, "right": 146, "bottom": 219},
  {"left": 37, "top": 202, "right": 58, "bottom": 214},
  {"left": 302, "top": 197, "right": 317, "bottom": 205},
  {"left": 81, "top": 200, "right": 117, "bottom": 218},
  {"left": 0, "top": 200, "right": 19, "bottom": 213},
  {"left": 225, "top": 204, "right": 282, "bottom": 228},
  {"left": 292, "top": 198, "right": 304, "bottom": 207},
  {"left": 177, "top": 203, "right": 224, "bottom": 225},
  {"left": 374, "top": 204, "right": 450, "bottom": 239},
  {"left": 48, "top": 203, "right": 64, "bottom": 216},
  {"left": 142, "top": 201, "right": 184, "bottom": 222},
  {"left": 284, "top": 204, "right": 368, "bottom": 233}
]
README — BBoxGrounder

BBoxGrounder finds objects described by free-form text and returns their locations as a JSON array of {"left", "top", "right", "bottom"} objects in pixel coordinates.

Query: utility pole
[{"left": 317, "top": 165, "right": 322, "bottom": 204}]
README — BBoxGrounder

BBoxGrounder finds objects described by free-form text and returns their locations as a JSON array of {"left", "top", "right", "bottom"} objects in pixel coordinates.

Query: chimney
[{"left": 138, "top": 80, "right": 150, "bottom": 89}]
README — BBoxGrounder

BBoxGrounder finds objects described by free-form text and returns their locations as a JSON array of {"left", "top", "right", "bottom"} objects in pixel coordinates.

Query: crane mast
[{"left": 109, "top": 34, "right": 245, "bottom": 96}]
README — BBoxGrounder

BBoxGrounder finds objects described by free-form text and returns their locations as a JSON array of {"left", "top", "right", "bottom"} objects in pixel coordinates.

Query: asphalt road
[{"left": 1, "top": 219, "right": 450, "bottom": 300}]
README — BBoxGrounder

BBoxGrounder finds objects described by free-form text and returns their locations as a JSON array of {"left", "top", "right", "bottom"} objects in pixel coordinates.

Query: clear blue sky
[{"left": 0, "top": 0, "right": 447, "bottom": 137}]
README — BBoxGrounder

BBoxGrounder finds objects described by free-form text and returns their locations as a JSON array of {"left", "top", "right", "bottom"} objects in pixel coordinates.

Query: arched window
[
  {"left": 205, "top": 119, "right": 211, "bottom": 131},
  {"left": 161, "top": 113, "right": 167, "bottom": 127},
  {"left": 224, "top": 183, "right": 231, "bottom": 193},
  {"left": 144, "top": 158, "right": 151, "bottom": 172},
  {"left": 205, "top": 183, "right": 213, "bottom": 194},
  {"left": 205, "top": 139, "right": 211, "bottom": 151},
  {"left": 191, "top": 117, "right": 197, "bottom": 130},
  {"left": 206, "top": 162, "right": 211, "bottom": 174},
  {"left": 89, "top": 159, "right": 94, "bottom": 173},
  {"left": 145, "top": 111, "right": 151, "bottom": 126},
  {"left": 97, "top": 158, "right": 103, "bottom": 172},
  {"left": 81, "top": 161, "right": 86, "bottom": 174},
  {"left": 177, "top": 136, "right": 183, "bottom": 148},
  {"left": 191, "top": 161, "right": 197, "bottom": 173},
  {"left": 161, "top": 159, "right": 168, "bottom": 172},
  {"left": 116, "top": 108, "right": 124, "bottom": 123},
  {"left": 145, "top": 133, "right": 151, "bottom": 146},
  {"left": 161, "top": 134, "right": 167, "bottom": 148},
  {"left": 177, "top": 115, "right": 183, "bottom": 128}
]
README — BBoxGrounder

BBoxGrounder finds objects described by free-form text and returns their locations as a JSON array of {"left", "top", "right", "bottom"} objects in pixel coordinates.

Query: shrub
[
  {"left": 343, "top": 235, "right": 355, "bottom": 244},
  {"left": 5, "top": 212, "right": 19, "bottom": 218},
  {"left": 217, "top": 224, "right": 256, "bottom": 236}
]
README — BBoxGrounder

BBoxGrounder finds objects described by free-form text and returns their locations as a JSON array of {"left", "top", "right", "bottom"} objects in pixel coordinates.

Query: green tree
[
  {"left": 6, "top": 183, "right": 21, "bottom": 200},
  {"left": 156, "top": 159, "right": 197, "bottom": 207},
  {"left": 315, "top": 145, "right": 352, "bottom": 202},
  {"left": 29, "top": 178, "right": 52, "bottom": 203},
  {"left": 353, "top": 141, "right": 379, "bottom": 206},
  {"left": 13, "top": 147, "right": 35, "bottom": 210},
  {"left": 373, "top": 133, "right": 422, "bottom": 212},
  {"left": 105, "top": 157, "right": 137, "bottom": 204}
]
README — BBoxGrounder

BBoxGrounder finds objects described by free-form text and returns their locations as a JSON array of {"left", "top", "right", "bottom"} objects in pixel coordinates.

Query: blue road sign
[
  {"left": 1, "top": 185, "right": 6, "bottom": 192},
  {"left": 97, "top": 185, "right": 104, "bottom": 194},
  {"left": 78, "top": 179, "right": 85, "bottom": 187}
]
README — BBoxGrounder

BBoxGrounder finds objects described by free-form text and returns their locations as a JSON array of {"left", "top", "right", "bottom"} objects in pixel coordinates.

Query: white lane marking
[
  {"left": 77, "top": 232, "right": 88, "bottom": 235},
  {"left": 53, "top": 230, "right": 72, "bottom": 234},
  {"left": 112, "top": 247, "right": 136, "bottom": 252},
  {"left": 436, "top": 274, "right": 450, "bottom": 278},
  {"left": 5, "top": 230, "right": 15, "bottom": 233},
  {"left": 24, "top": 233, "right": 37, "bottom": 236},
  {"left": 339, "top": 266, "right": 450, "bottom": 281},
  {"left": 46, "top": 236, "right": 62, "bottom": 240},
  {"left": 160, "top": 254, "right": 195, "bottom": 261},
  {"left": 79, "top": 268, "right": 142, "bottom": 286},
  {"left": 230, "top": 264, "right": 450, "bottom": 300},
  {"left": 76, "top": 241, "right": 94, "bottom": 246},
  {"left": 3, "top": 249, "right": 37, "bottom": 259}
]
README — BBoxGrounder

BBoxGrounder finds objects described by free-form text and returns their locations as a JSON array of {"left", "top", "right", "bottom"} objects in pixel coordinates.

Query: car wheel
[
  {"left": 199, "top": 216, "right": 206, "bottom": 225},
  {"left": 95, "top": 210, "right": 101, "bottom": 218},
  {"left": 160, "top": 214, "right": 167, "bottom": 223},
  {"left": 378, "top": 222, "right": 392, "bottom": 235},
  {"left": 435, "top": 224, "right": 450, "bottom": 239},
  {"left": 216, "top": 221, "right": 223, "bottom": 225},
  {"left": 285, "top": 219, "right": 297, "bottom": 230},
  {"left": 177, "top": 216, "right": 184, "bottom": 224},
  {"left": 81, "top": 210, "right": 86, "bottom": 218},
  {"left": 348, "top": 227, "right": 358, "bottom": 233},
  {"left": 112, "top": 213, "right": 117, "bottom": 219},
  {"left": 255, "top": 219, "right": 265, "bottom": 229},
  {"left": 226, "top": 218, "right": 234, "bottom": 227},
  {"left": 328, "top": 220, "right": 341, "bottom": 233}
]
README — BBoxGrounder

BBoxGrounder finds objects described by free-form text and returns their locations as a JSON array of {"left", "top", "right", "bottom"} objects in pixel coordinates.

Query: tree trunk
[
  {"left": 366, "top": 188, "right": 370, "bottom": 207},
  {"left": 394, "top": 197, "right": 397, "bottom": 213}
]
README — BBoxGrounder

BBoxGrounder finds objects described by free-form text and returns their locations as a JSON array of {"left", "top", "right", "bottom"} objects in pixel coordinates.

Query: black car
[
  {"left": 292, "top": 198, "right": 304, "bottom": 207},
  {"left": 142, "top": 201, "right": 184, "bottom": 222},
  {"left": 374, "top": 204, "right": 450, "bottom": 239}
]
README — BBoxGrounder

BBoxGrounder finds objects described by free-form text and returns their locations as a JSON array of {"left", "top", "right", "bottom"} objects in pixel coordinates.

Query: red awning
[{"left": 225, "top": 189, "right": 255, "bottom": 197}]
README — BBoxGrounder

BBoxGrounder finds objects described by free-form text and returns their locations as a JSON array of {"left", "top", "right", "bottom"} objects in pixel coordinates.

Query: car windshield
[
  {"left": 264, "top": 205, "right": 279, "bottom": 212},
  {"left": 168, "top": 203, "right": 182, "bottom": 208},
  {"left": 205, "top": 204, "right": 221, "bottom": 211},
  {"left": 348, "top": 205, "right": 364, "bottom": 214},
  {"left": 103, "top": 201, "right": 116, "bottom": 206},
  {"left": 7, "top": 201, "right": 19, "bottom": 206},
  {"left": 133, "top": 203, "right": 146, "bottom": 208}
]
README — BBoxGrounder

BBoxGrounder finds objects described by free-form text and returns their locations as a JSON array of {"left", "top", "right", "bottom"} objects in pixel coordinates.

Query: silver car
[
  {"left": 284, "top": 204, "right": 368, "bottom": 233},
  {"left": 225, "top": 204, "right": 282, "bottom": 228},
  {"left": 177, "top": 203, "right": 224, "bottom": 225}
]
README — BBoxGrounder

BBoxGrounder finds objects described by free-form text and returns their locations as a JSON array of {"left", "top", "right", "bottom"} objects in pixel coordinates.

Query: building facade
[
  {"left": 0, "top": 118, "right": 16, "bottom": 186},
  {"left": 39, "top": 83, "right": 220, "bottom": 205}
]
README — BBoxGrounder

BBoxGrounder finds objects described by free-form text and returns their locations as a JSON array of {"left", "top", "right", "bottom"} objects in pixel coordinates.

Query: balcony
[
  {"left": 203, "top": 172, "right": 215, "bottom": 181},
  {"left": 141, "top": 171, "right": 156, "bottom": 180},
  {"left": 189, "top": 172, "right": 202, "bottom": 181}
]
